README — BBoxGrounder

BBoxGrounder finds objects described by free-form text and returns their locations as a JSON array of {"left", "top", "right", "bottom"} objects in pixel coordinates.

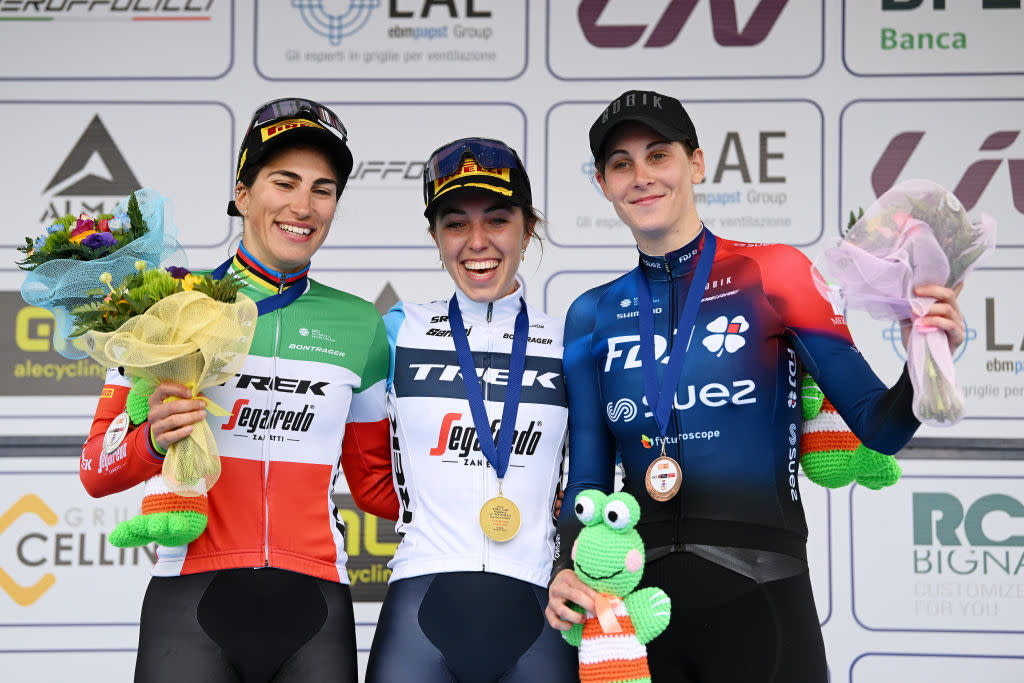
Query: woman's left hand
[{"left": 901, "top": 282, "right": 965, "bottom": 353}]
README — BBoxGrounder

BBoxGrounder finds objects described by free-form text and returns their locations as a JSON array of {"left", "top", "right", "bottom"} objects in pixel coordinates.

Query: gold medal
[
  {"left": 479, "top": 484, "right": 521, "bottom": 542},
  {"left": 645, "top": 445, "right": 682, "bottom": 501},
  {"left": 103, "top": 411, "right": 131, "bottom": 454}
]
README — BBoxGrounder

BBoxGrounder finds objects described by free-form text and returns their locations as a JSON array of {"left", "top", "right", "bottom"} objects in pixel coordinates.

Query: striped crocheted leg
[{"left": 108, "top": 475, "right": 208, "bottom": 548}]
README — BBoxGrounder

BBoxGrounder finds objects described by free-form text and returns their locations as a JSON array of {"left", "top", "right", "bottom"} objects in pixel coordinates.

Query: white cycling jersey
[{"left": 384, "top": 289, "right": 567, "bottom": 588}]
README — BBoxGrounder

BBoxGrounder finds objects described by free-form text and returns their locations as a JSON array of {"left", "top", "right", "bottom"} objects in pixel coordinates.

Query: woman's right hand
[
  {"left": 545, "top": 568, "right": 597, "bottom": 631},
  {"left": 146, "top": 382, "right": 207, "bottom": 451}
]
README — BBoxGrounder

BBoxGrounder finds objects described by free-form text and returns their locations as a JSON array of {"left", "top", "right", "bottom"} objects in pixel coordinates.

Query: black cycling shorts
[
  {"left": 135, "top": 567, "right": 357, "bottom": 683},
  {"left": 366, "top": 571, "right": 578, "bottom": 683},
  {"left": 641, "top": 551, "right": 828, "bottom": 682}
]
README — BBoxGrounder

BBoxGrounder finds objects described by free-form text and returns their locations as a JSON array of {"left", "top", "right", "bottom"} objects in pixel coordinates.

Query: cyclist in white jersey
[{"left": 343, "top": 138, "right": 578, "bottom": 682}]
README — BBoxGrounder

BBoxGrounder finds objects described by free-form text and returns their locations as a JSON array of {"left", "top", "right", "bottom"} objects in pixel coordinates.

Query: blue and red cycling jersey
[{"left": 554, "top": 228, "right": 919, "bottom": 573}]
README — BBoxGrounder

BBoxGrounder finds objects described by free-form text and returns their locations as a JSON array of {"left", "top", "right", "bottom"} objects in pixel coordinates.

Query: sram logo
[{"left": 578, "top": 0, "right": 789, "bottom": 48}]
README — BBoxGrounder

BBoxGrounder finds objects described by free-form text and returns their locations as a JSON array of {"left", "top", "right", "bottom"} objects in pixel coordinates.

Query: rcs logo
[
  {"left": 872, "top": 130, "right": 1024, "bottom": 214},
  {"left": 0, "top": 495, "right": 58, "bottom": 606},
  {"left": 578, "top": 0, "right": 788, "bottom": 48},
  {"left": 913, "top": 492, "right": 1024, "bottom": 546},
  {"left": 15, "top": 306, "right": 55, "bottom": 353}
]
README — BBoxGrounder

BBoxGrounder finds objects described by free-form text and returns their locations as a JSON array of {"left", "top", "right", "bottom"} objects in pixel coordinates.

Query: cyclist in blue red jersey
[
  {"left": 343, "top": 138, "right": 577, "bottom": 682},
  {"left": 544, "top": 90, "right": 965, "bottom": 682}
]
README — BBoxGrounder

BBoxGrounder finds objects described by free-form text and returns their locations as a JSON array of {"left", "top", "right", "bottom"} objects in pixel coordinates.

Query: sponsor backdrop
[{"left": 1, "top": 1, "right": 1022, "bottom": 680}]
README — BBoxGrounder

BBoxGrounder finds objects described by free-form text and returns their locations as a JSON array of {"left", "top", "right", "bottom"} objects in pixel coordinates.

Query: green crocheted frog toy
[
  {"left": 800, "top": 375, "right": 902, "bottom": 490},
  {"left": 565, "top": 490, "right": 671, "bottom": 683},
  {"left": 106, "top": 379, "right": 208, "bottom": 548}
]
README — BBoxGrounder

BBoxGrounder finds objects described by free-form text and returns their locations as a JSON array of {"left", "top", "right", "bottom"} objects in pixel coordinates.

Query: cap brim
[{"left": 592, "top": 114, "right": 696, "bottom": 159}]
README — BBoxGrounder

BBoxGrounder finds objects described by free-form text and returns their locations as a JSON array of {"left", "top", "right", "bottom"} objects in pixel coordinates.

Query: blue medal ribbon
[
  {"left": 447, "top": 295, "right": 529, "bottom": 481},
  {"left": 212, "top": 255, "right": 307, "bottom": 316},
  {"left": 636, "top": 230, "right": 717, "bottom": 439}
]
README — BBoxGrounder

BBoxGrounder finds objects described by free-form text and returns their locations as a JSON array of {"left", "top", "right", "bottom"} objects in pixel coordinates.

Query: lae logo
[
  {"left": 578, "top": 0, "right": 788, "bottom": 48},
  {"left": 702, "top": 315, "right": 749, "bottom": 357},
  {"left": 606, "top": 398, "right": 638, "bottom": 422},
  {"left": 293, "top": 0, "right": 381, "bottom": 45},
  {"left": 872, "top": 130, "right": 1024, "bottom": 213},
  {"left": 0, "top": 495, "right": 58, "bottom": 606},
  {"left": 46, "top": 115, "right": 141, "bottom": 197}
]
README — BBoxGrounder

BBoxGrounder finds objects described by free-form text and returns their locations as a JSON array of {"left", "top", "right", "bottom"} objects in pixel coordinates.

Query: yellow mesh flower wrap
[{"left": 75, "top": 290, "right": 257, "bottom": 496}]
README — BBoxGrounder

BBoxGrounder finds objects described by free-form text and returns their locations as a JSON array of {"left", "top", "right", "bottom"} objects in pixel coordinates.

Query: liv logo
[
  {"left": 293, "top": 0, "right": 381, "bottom": 45},
  {"left": 871, "top": 130, "right": 1024, "bottom": 213},
  {"left": 578, "top": 0, "right": 789, "bottom": 48}
]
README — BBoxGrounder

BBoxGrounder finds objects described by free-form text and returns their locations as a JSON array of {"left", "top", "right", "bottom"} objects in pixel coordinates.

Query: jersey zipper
[
  {"left": 482, "top": 300, "right": 494, "bottom": 572},
  {"left": 670, "top": 269, "right": 684, "bottom": 547},
  {"left": 262, "top": 279, "right": 286, "bottom": 567}
]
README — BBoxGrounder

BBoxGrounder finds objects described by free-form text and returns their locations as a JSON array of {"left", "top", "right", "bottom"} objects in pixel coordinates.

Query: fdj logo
[
  {"left": 0, "top": 495, "right": 57, "bottom": 606},
  {"left": 292, "top": 0, "right": 381, "bottom": 45},
  {"left": 872, "top": 130, "right": 1024, "bottom": 213},
  {"left": 912, "top": 492, "right": 1024, "bottom": 577},
  {"left": 578, "top": 0, "right": 788, "bottom": 48}
]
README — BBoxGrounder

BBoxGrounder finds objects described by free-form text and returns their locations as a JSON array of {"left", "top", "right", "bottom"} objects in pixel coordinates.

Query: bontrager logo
[
  {"left": 872, "top": 130, "right": 1024, "bottom": 213},
  {"left": 606, "top": 398, "right": 638, "bottom": 422},
  {"left": 293, "top": 0, "right": 381, "bottom": 45},
  {"left": 578, "top": 0, "right": 788, "bottom": 48},
  {"left": 45, "top": 115, "right": 141, "bottom": 197},
  {"left": 702, "top": 315, "right": 749, "bottom": 357},
  {"left": 0, "top": 495, "right": 57, "bottom": 606}
]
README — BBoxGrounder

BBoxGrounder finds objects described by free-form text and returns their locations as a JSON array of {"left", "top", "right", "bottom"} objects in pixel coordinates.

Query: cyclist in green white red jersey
[{"left": 80, "top": 98, "right": 388, "bottom": 683}]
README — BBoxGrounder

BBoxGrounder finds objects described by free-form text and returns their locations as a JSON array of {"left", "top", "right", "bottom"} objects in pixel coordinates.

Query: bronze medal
[
  {"left": 645, "top": 454, "right": 682, "bottom": 501},
  {"left": 103, "top": 411, "right": 131, "bottom": 454},
  {"left": 479, "top": 493, "right": 521, "bottom": 542}
]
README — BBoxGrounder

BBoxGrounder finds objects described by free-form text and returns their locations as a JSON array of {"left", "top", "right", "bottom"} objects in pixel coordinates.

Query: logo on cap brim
[{"left": 259, "top": 118, "right": 326, "bottom": 142}]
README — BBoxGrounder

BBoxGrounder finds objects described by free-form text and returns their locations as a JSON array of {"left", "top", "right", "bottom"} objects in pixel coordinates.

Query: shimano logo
[
  {"left": 234, "top": 374, "right": 329, "bottom": 395},
  {"left": 408, "top": 363, "right": 560, "bottom": 390},
  {"left": 605, "top": 398, "right": 638, "bottom": 422}
]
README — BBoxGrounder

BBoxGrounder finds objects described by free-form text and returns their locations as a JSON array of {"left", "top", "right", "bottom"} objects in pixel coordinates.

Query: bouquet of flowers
[
  {"left": 16, "top": 189, "right": 185, "bottom": 359},
  {"left": 70, "top": 262, "right": 258, "bottom": 498},
  {"left": 816, "top": 179, "right": 996, "bottom": 426}
]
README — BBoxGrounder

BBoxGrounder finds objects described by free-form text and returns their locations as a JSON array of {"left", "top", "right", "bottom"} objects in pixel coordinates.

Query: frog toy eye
[
  {"left": 603, "top": 499, "right": 632, "bottom": 530},
  {"left": 574, "top": 490, "right": 604, "bottom": 526}
]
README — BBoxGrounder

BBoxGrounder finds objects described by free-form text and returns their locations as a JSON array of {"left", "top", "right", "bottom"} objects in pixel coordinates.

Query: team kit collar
[
  {"left": 637, "top": 226, "right": 709, "bottom": 281},
  {"left": 451, "top": 286, "right": 525, "bottom": 321},
  {"left": 211, "top": 246, "right": 309, "bottom": 316},
  {"left": 232, "top": 242, "right": 310, "bottom": 290}
]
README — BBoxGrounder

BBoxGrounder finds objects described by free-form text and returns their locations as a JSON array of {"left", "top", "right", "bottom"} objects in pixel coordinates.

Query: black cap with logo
[
  {"left": 589, "top": 90, "right": 700, "bottom": 161},
  {"left": 228, "top": 98, "right": 354, "bottom": 217}
]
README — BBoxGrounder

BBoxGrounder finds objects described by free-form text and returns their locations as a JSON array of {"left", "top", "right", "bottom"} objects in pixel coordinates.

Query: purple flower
[
  {"left": 165, "top": 265, "right": 191, "bottom": 279},
  {"left": 82, "top": 232, "right": 116, "bottom": 250}
]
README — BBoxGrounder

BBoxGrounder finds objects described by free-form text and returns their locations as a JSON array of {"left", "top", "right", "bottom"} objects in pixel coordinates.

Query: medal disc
[
  {"left": 103, "top": 412, "right": 131, "bottom": 454},
  {"left": 479, "top": 496, "right": 521, "bottom": 542},
  {"left": 645, "top": 455, "right": 682, "bottom": 501}
]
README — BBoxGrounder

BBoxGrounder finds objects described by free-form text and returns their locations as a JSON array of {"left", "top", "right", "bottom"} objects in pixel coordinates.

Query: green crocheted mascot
[
  {"left": 565, "top": 490, "right": 671, "bottom": 683},
  {"left": 106, "top": 378, "right": 208, "bottom": 548},
  {"left": 800, "top": 375, "right": 902, "bottom": 490}
]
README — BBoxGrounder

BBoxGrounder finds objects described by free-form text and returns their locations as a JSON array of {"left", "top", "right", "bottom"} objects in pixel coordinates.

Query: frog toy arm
[{"left": 623, "top": 586, "right": 671, "bottom": 645}]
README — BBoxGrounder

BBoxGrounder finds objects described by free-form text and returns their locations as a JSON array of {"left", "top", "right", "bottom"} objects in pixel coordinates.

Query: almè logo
[
  {"left": 872, "top": 130, "right": 1024, "bottom": 213},
  {"left": 578, "top": 0, "right": 788, "bottom": 48},
  {"left": 294, "top": 0, "right": 381, "bottom": 45},
  {"left": 0, "top": 495, "right": 57, "bottom": 606},
  {"left": 45, "top": 115, "right": 141, "bottom": 198}
]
